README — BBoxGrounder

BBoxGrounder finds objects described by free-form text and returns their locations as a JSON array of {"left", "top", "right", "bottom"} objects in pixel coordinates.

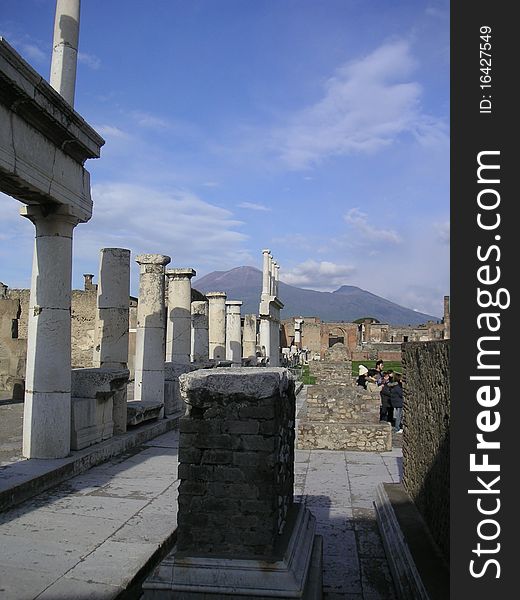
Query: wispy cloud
[
  {"left": 344, "top": 208, "right": 402, "bottom": 244},
  {"left": 93, "top": 124, "right": 131, "bottom": 140},
  {"left": 78, "top": 52, "right": 101, "bottom": 70},
  {"left": 283, "top": 260, "right": 356, "bottom": 290},
  {"left": 273, "top": 40, "right": 447, "bottom": 169},
  {"left": 238, "top": 202, "right": 271, "bottom": 212}
]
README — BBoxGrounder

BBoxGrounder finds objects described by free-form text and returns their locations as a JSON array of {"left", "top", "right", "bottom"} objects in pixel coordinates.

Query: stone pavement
[{"left": 0, "top": 385, "right": 401, "bottom": 599}]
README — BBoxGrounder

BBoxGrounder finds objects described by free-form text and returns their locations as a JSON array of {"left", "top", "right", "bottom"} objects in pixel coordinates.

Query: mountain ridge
[{"left": 193, "top": 266, "right": 440, "bottom": 326}]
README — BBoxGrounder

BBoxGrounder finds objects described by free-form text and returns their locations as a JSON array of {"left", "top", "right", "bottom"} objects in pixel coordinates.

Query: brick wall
[
  {"left": 402, "top": 340, "right": 450, "bottom": 560},
  {"left": 176, "top": 368, "right": 295, "bottom": 559}
]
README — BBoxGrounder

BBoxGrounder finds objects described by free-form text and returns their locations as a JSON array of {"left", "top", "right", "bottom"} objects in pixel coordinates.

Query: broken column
[
  {"left": 443, "top": 295, "right": 450, "bottom": 340},
  {"left": 225, "top": 300, "right": 243, "bottom": 365},
  {"left": 143, "top": 367, "right": 322, "bottom": 598},
  {"left": 91, "top": 247, "right": 131, "bottom": 434},
  {"left": 191, "top": 300, "right": 209, "bottom": 363},
  {"left": 165, "top": 268, "right": 196, "bottom": 364},
  {"left": 134, "top": 254, "right": 170, "bottom": 403},
  {"left": 206, "top": 292, "right": 227, "bottom": 361},
  {"left": 242, "top": 314, "right": 257, "bottom": 362}
]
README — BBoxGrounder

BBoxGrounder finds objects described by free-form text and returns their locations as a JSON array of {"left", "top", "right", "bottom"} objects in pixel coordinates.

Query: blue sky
[{"left": 0, "top": 0, "right": 449, "bottom": 317}]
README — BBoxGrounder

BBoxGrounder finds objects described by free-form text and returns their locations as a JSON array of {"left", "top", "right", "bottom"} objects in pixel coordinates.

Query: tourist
[
  {"left": 356, "top": 364, "right": 369, "bottom": 388},
  {"left": 374, "top": 359, "right": 385, "bottom": 384},
  {"left": 391, "top": 372, "right": 404, "bottom": 433},
  {"left": 379, "top": 370, "right": 394, "bottom": 422}
]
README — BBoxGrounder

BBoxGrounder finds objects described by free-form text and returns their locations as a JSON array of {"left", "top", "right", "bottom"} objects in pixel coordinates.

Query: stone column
[
  {"left": 271, "top": 260, "right": 277, "bottom": 296},
  {"left": 274, "top": 262, "right": 280, "bottom": 297},
  {"left": 225, "top": 300, "right": 243, "bottom": 365},
  {"left": 242, "top": 314, "right": 257, "bottom": 359},
  {"left": 259, "top": 318, "right": 271, "bottom": 363},
  {"left": 165, "top": 268, "right": 196, "bottom": 364},
  {"left": 93, "top": 248, "right": 130, "bottom": 369},
  {"left": 206, "top": 292, "right": 227, "bottom": 361},
  {"left": 50, "top": 0, "right": 81, "bottom": 107},
  {"left": 134, "top": 254, "right": 170, "bottom": 403},
  {"left": 294, "top": 318, "right": 304, "bottom": 347},
  {"left": 262, "top": 249, "right": 271, "bottom": 294},
  {"left": 269, "top": 320, "right": 281, "bottom": 367},
  {"left": 21, "top": 206, "right": 79, "bottom": 459},
  {"left": 191, "top": 300, "right": 209, "bottom": 363}
]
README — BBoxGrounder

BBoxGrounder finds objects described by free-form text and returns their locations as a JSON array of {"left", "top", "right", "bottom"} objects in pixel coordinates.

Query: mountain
[{"left": 193, "top": 266, "right": 440, "bottom": 326}]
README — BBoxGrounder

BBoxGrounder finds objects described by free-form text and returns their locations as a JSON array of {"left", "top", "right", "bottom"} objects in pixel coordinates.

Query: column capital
[
  {"left": 135, "top": 254, "right": 171, "bottom": 266},
  {"left": 165, "top": 268, "right": 196, "bottom": 280},
  {"left": 225, "top": 300, "right": 243, "bottom": 307},
  {"left": 206, "top": 291, "right": 227, "bottom": 300},
  {"left": 20, "top": 204, "right": 81, "bottom": 234},
  {"left": 262, "top": 248, "right": 271, "bottom": 255}
]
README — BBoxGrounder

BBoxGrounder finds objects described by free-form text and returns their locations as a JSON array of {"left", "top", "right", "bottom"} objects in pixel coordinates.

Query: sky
[{"left": 0, "top": 0, "right": 449, "bottom": 318}]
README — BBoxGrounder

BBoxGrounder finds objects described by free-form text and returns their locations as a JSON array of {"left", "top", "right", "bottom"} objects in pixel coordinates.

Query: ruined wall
[
  {"left": 402, "top": 340, "right": 450, "bottom": 560},
  {"left": 0, "top": 298, "right": 26, "bottom": 394}
]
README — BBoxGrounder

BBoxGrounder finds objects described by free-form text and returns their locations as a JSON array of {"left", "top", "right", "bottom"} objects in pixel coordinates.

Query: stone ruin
[
  {"left": 297, "top": 342, "right": 392, "bottom": 452},
  {"left": 143, "top": 367, "right": 322, "bottom": 599}
]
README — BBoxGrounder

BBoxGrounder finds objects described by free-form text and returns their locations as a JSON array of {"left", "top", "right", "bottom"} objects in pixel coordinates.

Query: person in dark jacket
[
  {"left": 390, "top": 372, "right": 403, "bottom": 432},
  {"left": 379, "top": 370, "right": 394, "bottom": 422}
]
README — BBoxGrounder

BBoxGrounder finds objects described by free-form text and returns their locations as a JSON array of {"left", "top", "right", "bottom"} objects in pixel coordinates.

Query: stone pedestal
[
  {"left": 225, "top": 300, "right": 242, "bottom": 365},
  {"left": 143, "top": 368, "right": 322, "bottom": 599},
  {"left": 191, "top": 300, "right": 209, "bottom": 363},
  {"left": 134, "top": 254, "right": 170, "bottom": 404},
  {"left": 206, "top": 292, "right": 227, "bottom": 361},
  {"left": 70, "top": 367, "right": 129, "bottom": 450},
  {"left": 22, "top": 208, "right": 78, "bottom": 459},
  {"left": 166, "top": 268, "right": 196, "bottom": 364}
]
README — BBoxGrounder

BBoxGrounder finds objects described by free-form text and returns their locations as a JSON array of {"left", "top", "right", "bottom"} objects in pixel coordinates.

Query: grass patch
[
  {"left": 301, "top": 364, "right": 316, "bottom": 385},
  {"left": 351, "top": 360, "right": 402, "bottom": 376}
]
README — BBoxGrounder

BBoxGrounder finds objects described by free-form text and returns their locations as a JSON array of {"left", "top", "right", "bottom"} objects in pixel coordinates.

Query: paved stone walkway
[{"left": 0, "top": 386, "right": 401, "bottom": 599}]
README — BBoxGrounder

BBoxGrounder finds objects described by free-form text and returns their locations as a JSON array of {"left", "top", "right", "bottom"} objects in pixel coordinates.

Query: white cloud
[
  {"left": 93, "top": 124, "right": 131, "bottom": 140},
  {"left": 20, "top": 42, "right": 47, "bottom": 64},
  {"left": 344, "top": 208, "right": 402, "bottom": 244},
  {"left": 130, "top": 110, "right": 171, "bottom": 130},
  {"left": 78, "top": 52, "right": 101, "bottom": 70},
  {"left": 274, "top": 40, "right": 447, "bottom": 168},
  {"left": 238, "top": 202, "right": 271, "bottom": 212},
  {"left": 282, "top": 260, "right": 356, "bottom": 290}
]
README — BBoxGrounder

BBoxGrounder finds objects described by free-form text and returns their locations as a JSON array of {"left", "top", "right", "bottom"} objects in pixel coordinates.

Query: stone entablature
[{"left": 0, "top": 38, "right": 104, "bottom": 221}]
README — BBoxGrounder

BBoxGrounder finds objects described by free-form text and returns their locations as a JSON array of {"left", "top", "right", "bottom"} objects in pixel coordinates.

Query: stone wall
[
  {"left": 308, "top": 360, "right": 352, "bottom": 385},
  {"left": 176, "top": 368, "right": 295, "bottom": 559},
  {"left": 402, "top": 340, "right": 450, "bottom": 560},
  {"left": 0, "top": 298, "right": 26, "bottom": 394}
]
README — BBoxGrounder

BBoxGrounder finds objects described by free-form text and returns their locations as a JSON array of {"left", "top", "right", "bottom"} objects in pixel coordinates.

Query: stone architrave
[
  {"left": 191, "top": 300, "right": 209, "bottom": 363},
  {"left": 165, "top": 268, "right": 196, "bottom": 364},
  {"left": 134, "top": 254, "right": 171, "bottom": 403},
  {"left": 242, "top": 314, "right": 257, "bottom": 360},
  {"left": 206, "top": 292, "right": 227, "bottom": 361},
  {"left": 225, "top": 300, "right": 242, "bottom": 365},
  {"left": 143, "top": 368, "right": 322, "bottom": 598}
]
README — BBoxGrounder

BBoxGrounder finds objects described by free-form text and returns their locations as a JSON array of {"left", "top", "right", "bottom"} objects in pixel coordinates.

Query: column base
[{"left": 142, "top": 503, "right": 323, "bottom": 599}]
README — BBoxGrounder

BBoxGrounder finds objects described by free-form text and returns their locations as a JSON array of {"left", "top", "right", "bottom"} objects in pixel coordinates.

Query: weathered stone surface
[
  {"left": 126, "top": 400, "right": 163, "bottom": 427},
  {"left": 402, "top": 340, "right": 450, "bottom": 562},
  {"left": 70, "top": 395, "right": 113, "bottom": 450},
  {"left": 305, "top": 384, "right": 380, "bottom": 423},
  {"left": 71, "top": 367, "right": 129, "bottom": 399},
  {"left": 163, "top": 362, "right": 199, "bottom": 416},
  {"left": 298, "top": 421, "right": 392, "bottom": 452},
  {"left": 179, "top": 367, "right": 292, "bottom": 405}
]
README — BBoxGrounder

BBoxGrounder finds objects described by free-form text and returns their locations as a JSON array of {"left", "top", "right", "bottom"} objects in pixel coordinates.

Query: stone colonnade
[
  {"left": 191, "top": 300, "right": 209, "bottom": 362},
  {"left": 259, "top": 249, "right": 284, "bottom": 366},
  {"left": 242, "top": 314, "right": 257, "bottom": 360}
]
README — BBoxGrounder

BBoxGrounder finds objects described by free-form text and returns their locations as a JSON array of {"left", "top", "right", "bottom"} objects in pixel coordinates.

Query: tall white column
[
  {"left": 262, "top": 249, "right": 271, "bottom": 295},
  {"left": 242, "top": 314, "right": 257, "bottom": 359},
  {"left": 165, "top": 268, "right": 196, "bottom": 364},
  {"left": 134, "top": 254, "right": 170, "bottom": 402},
  {"left": 191, "top": 300, "right": 209, "bottom": 363},
  {"left": 21, "top": 206, "right": 79, "bottom": 459},
  {"left": 225, "top": 301, "right": 243, "bottom": 365},
  {"left": 294, "top": 318, "right": 304, "bottom": 346},
  {"left": 271, "top": 260, "right": 277, "bottom": 296},
  {"left": 206, "top": 292, "right": 227, "bottom": 360},
  {"left": 49, "top": 0, "right": 81, "bottom": 106},
  {"left": 274, "top": 263, "right": 280, "bottom": 297},
  {"left": 93, "top": 248, "right": 130, "bottom": 369}
]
